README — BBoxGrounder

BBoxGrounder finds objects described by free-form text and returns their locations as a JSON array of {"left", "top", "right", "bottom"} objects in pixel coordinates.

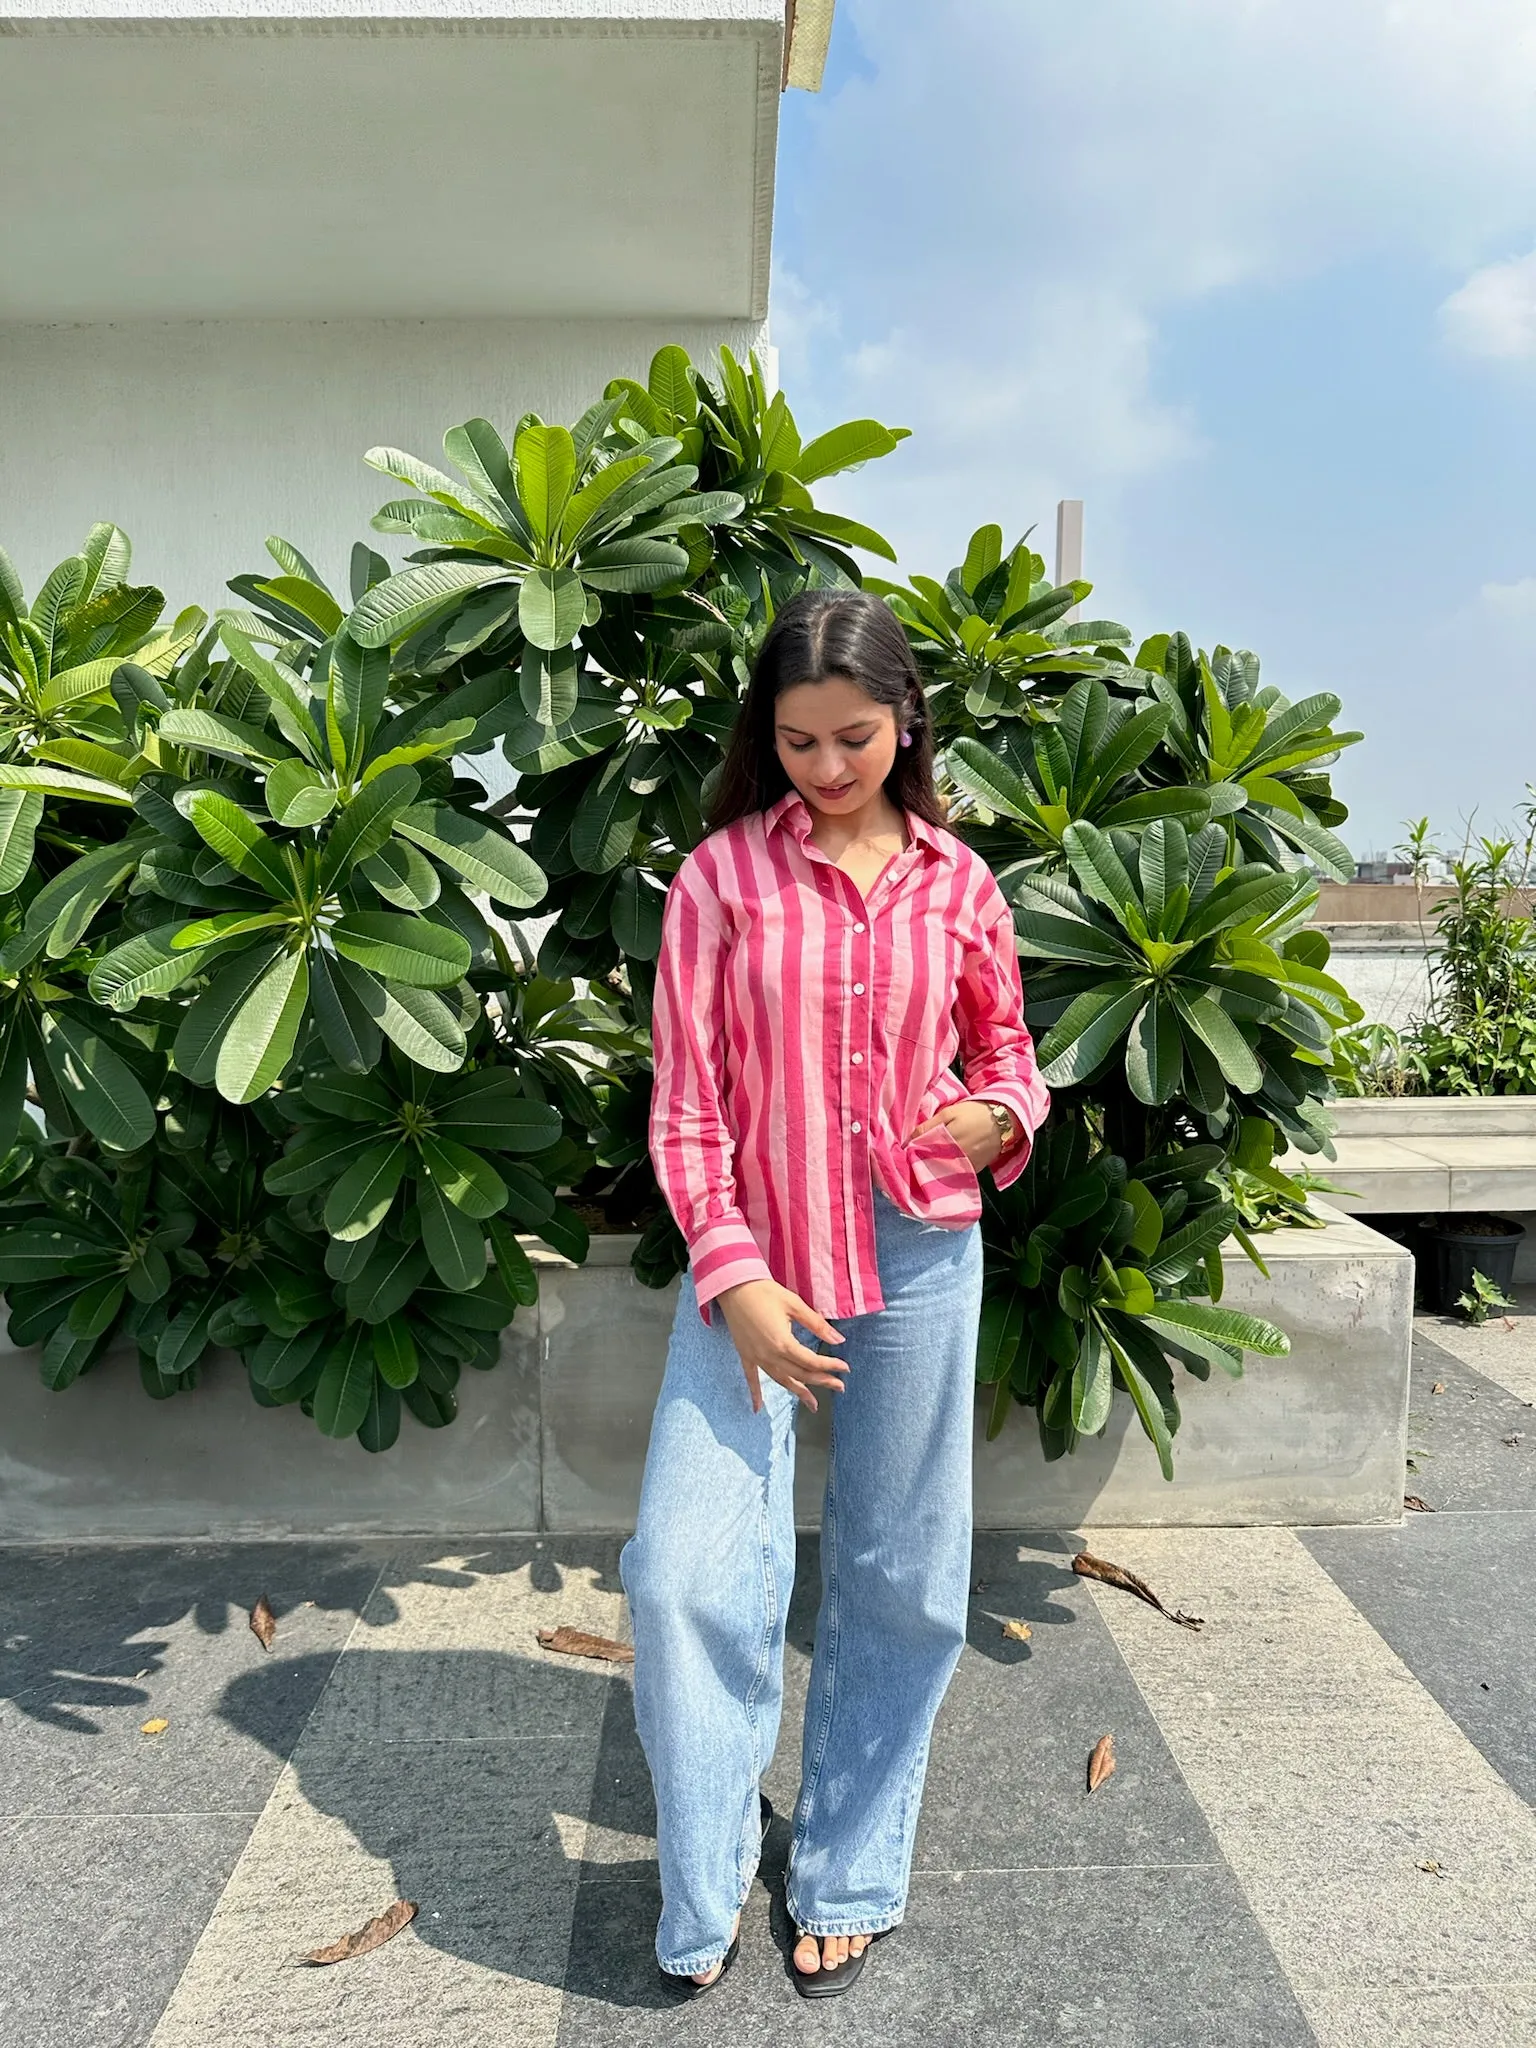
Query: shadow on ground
[{"left": 207, "top": 1533, "right": 1085, "bottom": 2012}]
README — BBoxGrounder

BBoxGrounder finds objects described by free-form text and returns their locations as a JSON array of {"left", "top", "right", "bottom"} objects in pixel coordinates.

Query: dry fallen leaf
[
  {"left": 1001, "top": 1620, "right": 1032, "bottom": 1643},
  {"left": 249, "top": 1594, "right": 277, "bottom": 1652},
  {"left": 1416, "top": 1858, "right": 1447, "bottom": 1879},
  {"left": 140, "top": 1717, "right": 169, "bottom": 1736},
  {"left": 1072, "top": 1551, "right": 1204, "bottom": 1631},
  {"left": 302, "top": 1900, "right": 417, "bottom": 1966},
  {"left": 1087, "top": 1733, "right": 1116, "bottom": 1792},
  {"left": 1404, "top": 1495, "right": 1434, "bottom": 1512},
  {"left": 1431, "top": 1381, "right": 1446, "bottom": 1395},
  {"left": 1502, "top": 1433, "right": 1524, "bottom": 1448},
  {"left": 536, "top": 1626, "right": 634, "bottom": 1664}
]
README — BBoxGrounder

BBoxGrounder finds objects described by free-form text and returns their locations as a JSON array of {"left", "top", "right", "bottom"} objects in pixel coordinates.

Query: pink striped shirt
[{"left": 648, "top": 788, "right": 1050, "bottom": 1327}]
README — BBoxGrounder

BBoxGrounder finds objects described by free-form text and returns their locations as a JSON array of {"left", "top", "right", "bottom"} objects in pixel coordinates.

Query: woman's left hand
[{"left": 909, "top": 1098, "right": 1006, "bottom": 1172}]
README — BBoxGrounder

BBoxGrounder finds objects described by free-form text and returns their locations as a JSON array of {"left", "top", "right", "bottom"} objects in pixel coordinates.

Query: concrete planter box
[
  {"left": 1300, "top": 1096, "right": 1536, "bottom": 1281},
  {"left": 0, "top": 1207, "right": 1412, "bottom": 1540}
]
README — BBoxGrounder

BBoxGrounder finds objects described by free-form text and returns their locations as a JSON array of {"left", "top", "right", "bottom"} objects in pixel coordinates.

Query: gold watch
[{"left": 981, "top": 1099, "right": 1018, "bottom": 1154}]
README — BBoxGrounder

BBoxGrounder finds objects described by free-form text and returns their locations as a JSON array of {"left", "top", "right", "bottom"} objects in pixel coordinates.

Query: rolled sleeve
[
  {"left": 647, "top": 857, "right": 773, "bottom": 1326},
  {"left": 958, "top": 887, "right": 1051, "bottom": 1190}
]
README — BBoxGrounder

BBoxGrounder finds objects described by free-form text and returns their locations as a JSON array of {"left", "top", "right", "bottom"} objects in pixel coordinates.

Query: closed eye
[{"left": 787, "top": 737, "right": 873, "bottom": 753}]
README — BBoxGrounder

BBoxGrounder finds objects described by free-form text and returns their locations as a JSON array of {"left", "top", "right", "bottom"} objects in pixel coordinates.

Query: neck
[{"left": 804, "top": 788, "right": 907, "bottom": 858}]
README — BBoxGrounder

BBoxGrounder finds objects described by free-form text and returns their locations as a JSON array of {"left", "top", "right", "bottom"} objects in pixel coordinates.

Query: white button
[
  {"left": 853, "top": 921, "right": 865, "bottom": 932},
  {"left": 851, "top": 1052, "right": 863, "bottom": 1064},
  {"left": 851, "top": 1121, "right": 862, "bottom": 1133},
  {"left": 853, "top": 982, "right": 865, "bottom": 995}
]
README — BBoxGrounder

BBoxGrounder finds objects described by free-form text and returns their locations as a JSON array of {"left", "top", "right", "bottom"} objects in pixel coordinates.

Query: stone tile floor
[{"left": 3, "top": 1311, "right": 1535, "bottom": 2048}]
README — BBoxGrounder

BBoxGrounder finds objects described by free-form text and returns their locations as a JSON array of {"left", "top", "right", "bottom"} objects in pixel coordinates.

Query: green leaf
[
  {"left": 172, "top": 943, "right": 284, "bottom": 1085},
  {"left": 66, "top": 1275, "right": 127, "bottom": 1342},
  {"left": 420, "top": 1134, "right": 507, "bottom": 1218},
  {"left": 348, "top": 561, "right": 506, "bottom": 649},
  {"left": 1171, "top": 991, "right": 1264, "bottom": 1093},
  {"left": 1070, "top": 1322, "right": 1114, "bottom": 1434},
  {"left": 331, "top": 959, "right": 466, "bottom": 1073},
  {"left": 24, "top": 840, "right": 141, "bottom": 956},
  {"left": 1148, "top": 1299, "right": 1289, "bottom": 1356},
  {"left": 571, "top": 763, "right": 643, "bottom": 873},
  {"left": 308, "top": 947, "right": 383, "bottom": 1073},
  {"left": 178, "top": 790, "right": 293, "bottom": 900},
  {"left": 559, "top": 452, "right": 652, "bottom": 546},
  {"left": 1103, "top": 1329, "right": 1175, "bottom": 1480},
  {"left": 255, "top": 574, "right": 344, "bottom": 634},
  {"left": 264, "top": 1123, "right": 382, "bottom": 1195},
  {"left": 519, "top": 566, "right": 586, "bottom": 651},
  {"left": 323, "top": 1142, "right": 409, "bottom": 1241},
  {"left": 418, "top": 1172, "right": 486, "bottom": 1290},
  {"left": 157, "top": 1294, "right": 217, "bottom": 1377},
  {"left": 1125, "top": 991, "right": 1183, "bottom": 1105},
  {"left": 331, "top": 912, "right": 470, "bottom": 988},
  {"left": 394, "top": 803, "right": 545, "bottom": 907},
  {"left": 434, "top": 1072, "right": 562, "bottom": 1151},
  {"left": 158, "top": 708, "right": 288, "bottom": 765},
  {"left": 0, "top": 790, "right": 43, "bottom": 892},
  {"left": 313, "top": 1325, "right": 376, "bottom": 1439},
  {"left": 357, "top": 1374, "right": 401, "bottom": 1452},
  {"left": 347, "top": 1240, "right": 431, "bottom": 1325},
  {"left": 1010, "top": 907, "right": 1135, "bottom": 970},
  {"left": 319, "top": 765, "right": 422, "bottom": 889},
  {"left": 90, "top": 924, "right": 208, "bottom": 1010},
  {"left": 41, "top": 1321, "right": 102, "bottom": 1391},
  {"left": 485, "top": 1217, "right": 539, "bottom": 1307},
  {"left": 214, "top": 949, "right": 309, "bottom": 1103},
  {"left": 0, "top": 1228, "right": 118, "bottom": 1284},
  {"left": 265, "top": 759, "right": 337, "bottom": 828},
  {"left": 327, "top": 631, "right": 389, "bottom": 778},
  {"left": 1062, "top": 821, "right": 1141, "bottom": 917},
  {"left": 373, "top": 1316, "right": 420, "bottom": 1387},
  {"left": 946, "top": 737, "right": 1039, "bottom": 823},
  {"left": 217, "top": 622, "right": 325, "bottom": 761},
  {"left": 249, "top": 1324, "right": 328, "bottom": 1390},
  {"left": 0, "top": 764, "right": 132, "bottom": 806},
  {"left": 361, "top": 839, "right": 440, "bottom": 910},
  {"left": 1037, "top": 981, "right": 1146, "bottom": 1085},
  {"left": 794, "top": 418, "right": 905, "bottom": 485},
  {"left": 39, "top": 1013, "right": 156, "bottom": 1151},
  {"left": 514, "top": 423, "right": 577, "bottom": 545}
]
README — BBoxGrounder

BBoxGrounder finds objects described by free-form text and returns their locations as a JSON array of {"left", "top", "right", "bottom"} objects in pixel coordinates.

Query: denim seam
[
  {"left": 786, "top": 1408, "right": 840, "bottom": 1924},
  {"left": 735, "top": 1403, "right": 779, "bottom": 1906},
  {"left": 789, "top": 1910, "right": 905, "bottom": 1940}
]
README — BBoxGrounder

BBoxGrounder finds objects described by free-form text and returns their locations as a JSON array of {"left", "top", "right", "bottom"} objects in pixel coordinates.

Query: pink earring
[{"left": 899, "top": 728, "right": 913, "bottom": 748}]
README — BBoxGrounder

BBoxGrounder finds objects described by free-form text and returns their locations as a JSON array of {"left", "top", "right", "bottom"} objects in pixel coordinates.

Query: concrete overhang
[{"left": 0, "top": 1, "right": 818, "bottom": 321}]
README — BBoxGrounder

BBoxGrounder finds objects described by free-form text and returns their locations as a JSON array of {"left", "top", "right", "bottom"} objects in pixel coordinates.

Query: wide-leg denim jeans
[{"left": 619, "top": 1183, "right": 983, "bottom": 1976}]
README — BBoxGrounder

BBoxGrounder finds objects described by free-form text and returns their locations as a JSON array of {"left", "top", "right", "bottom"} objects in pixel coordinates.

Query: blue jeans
[{"left": 619, "top": 1184, "right": 983, "bottom": 1975}]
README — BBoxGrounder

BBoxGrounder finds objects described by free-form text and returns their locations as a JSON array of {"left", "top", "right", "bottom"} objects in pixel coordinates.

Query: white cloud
[
  {"left": 1480, "top": 576, "right": 1536, "bottom": 616},
  {"left": 1441, "top": 253, "right": 1536, "bottom": 359},
  {"left": 774, "top": 0, "right": 1536, "bottom": 589}
]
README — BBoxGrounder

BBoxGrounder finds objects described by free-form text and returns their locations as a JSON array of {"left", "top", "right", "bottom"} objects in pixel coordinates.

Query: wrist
[{"left": 978, "top": 1098, "right": 1020, "bottom": 1157}]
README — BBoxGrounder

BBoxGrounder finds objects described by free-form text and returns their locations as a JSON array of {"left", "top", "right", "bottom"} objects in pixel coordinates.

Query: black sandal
[
  {"left": 657, "top": 1794, "right": 773, "bottom": 2000},
  {"left": 791, "top": 1924, "right": 892, "bottom": 2000}
]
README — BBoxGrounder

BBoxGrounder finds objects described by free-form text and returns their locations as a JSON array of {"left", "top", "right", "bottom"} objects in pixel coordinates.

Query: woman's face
[{"left": 774, "top": 675, "right": 900, "bottom": 819}]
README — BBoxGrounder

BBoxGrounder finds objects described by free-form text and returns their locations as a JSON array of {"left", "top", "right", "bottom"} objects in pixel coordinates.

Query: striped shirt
[{"left": 648, "top": 788, "right": 1050, "bottom": 1326}]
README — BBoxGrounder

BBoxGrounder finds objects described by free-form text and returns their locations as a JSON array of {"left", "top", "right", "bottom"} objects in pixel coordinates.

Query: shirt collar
[{"left": 763, "top": 787, "right": 957, "bottom": 865}]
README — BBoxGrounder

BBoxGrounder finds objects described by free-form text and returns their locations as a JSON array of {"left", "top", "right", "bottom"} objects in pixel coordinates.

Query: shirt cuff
[{"left": 688, "top": 1218, "right": 775, "bottom": 1327}]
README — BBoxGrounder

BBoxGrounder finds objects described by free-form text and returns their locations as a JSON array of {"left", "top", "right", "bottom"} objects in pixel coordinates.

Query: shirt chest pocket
[{"left": 886, "top": 928, "right": 962, "bottom": 1050}]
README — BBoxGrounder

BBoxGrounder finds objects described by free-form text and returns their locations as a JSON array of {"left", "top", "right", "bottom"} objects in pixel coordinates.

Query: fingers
[
  {"left": 742, "top": 1358, "right": 764, "bottom": 1415},
  {"left": 784, "top": 1293, "right": 845, "bottom": 1346}
]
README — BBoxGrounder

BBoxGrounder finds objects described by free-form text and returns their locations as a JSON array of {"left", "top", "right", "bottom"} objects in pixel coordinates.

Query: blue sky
[{"left": 772, "top": 0, "right": 1536, "bottom": 859}]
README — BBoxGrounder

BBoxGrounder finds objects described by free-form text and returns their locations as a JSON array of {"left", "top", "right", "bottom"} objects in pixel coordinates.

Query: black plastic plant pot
[{"left": 1429, "top": 1216, "right": 1525, "bottom": 1315}]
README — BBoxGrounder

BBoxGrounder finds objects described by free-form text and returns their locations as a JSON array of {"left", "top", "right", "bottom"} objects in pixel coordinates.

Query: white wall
[{"left": 0, "top": 315, "right": 768, "bottom": 613}]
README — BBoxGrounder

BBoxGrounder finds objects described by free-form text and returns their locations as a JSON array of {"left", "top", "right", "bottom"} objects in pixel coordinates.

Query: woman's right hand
[{"left": 714, "top": 1279, "right": 848, "bottom": 1413}]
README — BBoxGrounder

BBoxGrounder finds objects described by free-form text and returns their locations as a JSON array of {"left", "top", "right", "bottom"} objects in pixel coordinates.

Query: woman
[{"left": 619, "top": 589, "right": 1049, "bottom": 2001}]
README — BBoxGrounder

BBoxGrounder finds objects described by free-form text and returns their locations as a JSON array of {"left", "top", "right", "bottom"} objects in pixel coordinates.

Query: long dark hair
[{"left": 705, "top": 590, "right": 945, "bottom": 833}]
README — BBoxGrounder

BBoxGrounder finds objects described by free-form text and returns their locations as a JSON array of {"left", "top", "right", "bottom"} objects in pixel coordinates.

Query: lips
[{"left": 815, "top": 782, "right": 855, "bottom": 798}]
